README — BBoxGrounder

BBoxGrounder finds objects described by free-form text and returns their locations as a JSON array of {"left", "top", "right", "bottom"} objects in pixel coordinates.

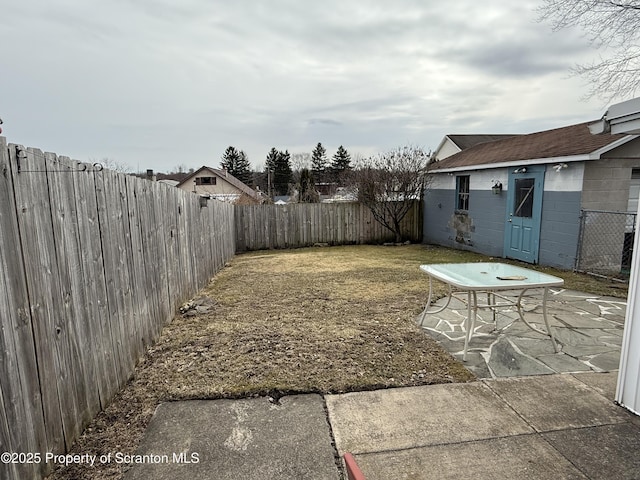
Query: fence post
[{"left": 574, "top": 209, "right": 586, "bottom": 271}]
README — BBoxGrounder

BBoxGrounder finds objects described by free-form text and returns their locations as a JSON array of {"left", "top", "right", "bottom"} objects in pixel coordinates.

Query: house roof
[
  {"left": 446, "top": 134, "right": 521, "bottom": 150},
  {"left": 157, "top": 172, "right": 189, "bottom": 182},
  {"left": 429, "top": 121, "right": 634, "bottom": 172},
  {"left": 176, "top": 166, "right": 259, "bottom": 199}
]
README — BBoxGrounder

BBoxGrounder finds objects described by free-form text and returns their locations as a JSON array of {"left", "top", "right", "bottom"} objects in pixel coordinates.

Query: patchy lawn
[{"left": 48, "top": 244, "right": 626, "bottom": 480}]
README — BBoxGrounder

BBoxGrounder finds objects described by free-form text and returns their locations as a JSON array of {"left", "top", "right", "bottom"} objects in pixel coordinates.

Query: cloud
[
  {"left": 307, "top": 118, "right": 343, "bottom": 127},
  {"left": 0, "top": 0, "right": 607, "bottom": 171}
]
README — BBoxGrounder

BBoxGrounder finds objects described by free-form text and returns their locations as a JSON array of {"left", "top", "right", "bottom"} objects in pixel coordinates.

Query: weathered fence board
[
  {"left": 11, "top": 147, "right": 68, "bottom": 458},
  {"left": 44, "top": 151, "right": 96, "bottom": 447},
  {"left": 0, "top": 139, "right": 235, "bottom": 480},
  {"left": 72, "top": 161, "right": 117, "bottom": 408},
  {"left": 0, "top": 139, "right": 47, "bottom": 480},
  {"left": 234, "top": 201, "right": 423, "bottom": 251}
]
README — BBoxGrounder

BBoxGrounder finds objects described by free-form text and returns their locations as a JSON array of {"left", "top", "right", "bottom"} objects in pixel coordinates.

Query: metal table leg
[
  {"left": 419, "top": 276, "right": 453, "bottom": 326},
  {"left": 515, "top": 287, "right": 559, "bottom": 352},
  {"left": 463, "top": 290, "right": 476, "bottom": 361},
  {"left": 542, "top": 287, "right": 559, "bottom": 352}
]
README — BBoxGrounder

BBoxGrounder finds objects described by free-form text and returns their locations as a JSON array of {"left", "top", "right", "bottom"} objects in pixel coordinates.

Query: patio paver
[{"left": 418, "top": 288, "right": 626, "bottom": 378}]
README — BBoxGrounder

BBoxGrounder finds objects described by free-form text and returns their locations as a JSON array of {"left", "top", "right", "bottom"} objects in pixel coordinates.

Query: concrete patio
[{"left": 417, "top": 288, "right": 627, "bottom": 379}]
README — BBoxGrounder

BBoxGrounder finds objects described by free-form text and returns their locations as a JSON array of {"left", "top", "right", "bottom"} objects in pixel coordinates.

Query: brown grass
[{"left": 48, "top": 244, "right": 626, "bottom": 480}]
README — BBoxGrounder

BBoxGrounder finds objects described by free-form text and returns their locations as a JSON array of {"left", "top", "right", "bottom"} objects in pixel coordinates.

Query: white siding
[
  {"left": 544, "top": 162, "right": 584, "bottom": 192},
  {"left": 435, "top": 139, "right": 462, "bottom": 161}
]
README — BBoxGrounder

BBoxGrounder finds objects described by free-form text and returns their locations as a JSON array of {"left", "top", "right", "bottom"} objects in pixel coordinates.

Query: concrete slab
[
  {"left": 572, "top": 372, "right": 618, "bottom": 399},
  {"left": 325, "top": 383, "right": 533, "bottom": 455},
  {"left": 543, "top": 423, "right": 640, "bottom": 480},
  {"left": 350, "top": 434, "right": 587, "bottom": 480},
  {"left": 484, "top": 375, "right": 629, "bottom": 432},
  {"left": 124, "top": 395, "right": 340, "bottom": 480}
]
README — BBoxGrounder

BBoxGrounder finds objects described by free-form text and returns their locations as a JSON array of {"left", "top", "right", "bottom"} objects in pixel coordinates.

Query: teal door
[{"left": 504, "top": 166, "right": 545, "bottom": 263}]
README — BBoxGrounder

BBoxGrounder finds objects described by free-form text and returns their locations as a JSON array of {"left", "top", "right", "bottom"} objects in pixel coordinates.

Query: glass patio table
[{"left": 418, "top": 262, "right": 564, "bottom": 361}]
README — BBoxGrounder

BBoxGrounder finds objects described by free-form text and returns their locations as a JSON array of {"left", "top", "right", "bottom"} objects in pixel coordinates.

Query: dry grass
[{"left": 48, "top": 244, "right": 626, "bottom": 480}]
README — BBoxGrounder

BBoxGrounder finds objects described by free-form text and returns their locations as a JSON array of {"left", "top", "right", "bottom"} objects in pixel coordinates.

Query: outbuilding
[{"left": 423, "top": 121, "right": 640, "bottom": 271}]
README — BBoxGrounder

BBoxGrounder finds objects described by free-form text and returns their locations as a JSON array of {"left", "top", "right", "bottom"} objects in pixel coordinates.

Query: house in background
[
  {"left": 176, "top": 166, "right": 262, "bottom": 204},
  {"left": 433, "top": 134, "right": 520, "bottom": 161},
  {"left": 423, "top": 121, "right": 640, "bottom": 270}
]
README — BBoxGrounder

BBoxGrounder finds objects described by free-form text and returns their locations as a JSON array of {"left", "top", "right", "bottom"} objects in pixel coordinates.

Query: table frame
[{"left": 418, "top": 263, "right": 564, "bottom": 361}]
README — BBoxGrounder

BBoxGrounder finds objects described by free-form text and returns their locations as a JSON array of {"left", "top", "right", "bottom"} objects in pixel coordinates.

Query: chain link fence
[{"left": 575, "top": 209, "right": 636, "bottom": 279}]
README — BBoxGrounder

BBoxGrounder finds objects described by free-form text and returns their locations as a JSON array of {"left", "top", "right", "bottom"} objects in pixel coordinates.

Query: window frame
[
  {"left": 456, "top": 175, "right": 470, "bottom": 212},
  {"left": 196, "top": 176, "right": 216, "bottom": 186}
]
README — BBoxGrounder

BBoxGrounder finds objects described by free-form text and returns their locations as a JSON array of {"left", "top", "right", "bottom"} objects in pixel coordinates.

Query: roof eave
[
  {"left": 589, "top": 135, "right": 639, "bottom": 158},
  {"left": 175, "top": 165, "right": 211, "bottom": 187},
  {"left": 428, "top": 154, "right": 591, "bottom": 173}
]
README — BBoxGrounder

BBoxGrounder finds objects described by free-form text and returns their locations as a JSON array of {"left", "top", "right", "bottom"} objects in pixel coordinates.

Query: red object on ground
[{"left": 344, "top": 452, "right": 367, "bottom": 480}]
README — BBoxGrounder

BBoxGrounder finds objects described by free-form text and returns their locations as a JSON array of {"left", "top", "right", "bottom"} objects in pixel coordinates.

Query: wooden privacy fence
[
  {"left": 0, "top": 138, "right": 235, "bottom": 480},
  {"left": 234, "top": 200, "right": 423, "bottom": 251}
]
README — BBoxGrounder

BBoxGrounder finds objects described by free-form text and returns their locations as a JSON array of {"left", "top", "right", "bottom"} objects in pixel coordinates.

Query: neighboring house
[
  {"left": 176, "top": 166, "right": 262, "bottom": 204},
  {"left": 322, "top": 186, "right": 358, "bottom": 203},
  {"left": 433, "top": 134, "right": 520, "bottom": 161},
  {"left": 273, "top": 195, "right": 291, "bottom": 205},
  {"left": 424, "top": 121, "right": 640, "bottom": 270}
]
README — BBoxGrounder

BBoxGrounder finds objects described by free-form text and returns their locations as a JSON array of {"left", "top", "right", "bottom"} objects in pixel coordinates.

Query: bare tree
[
  {"left": 350, "top": 146, "right": 430, "bottom": 243},
  {"left": 91, "top": 157, "right": 132, "bottom": 174},
  {"left": 537, "top": 0, "right": 640, "bottom": 101},
  {"left": 290, "top": 152, "right": 311, "bottom": 172}
]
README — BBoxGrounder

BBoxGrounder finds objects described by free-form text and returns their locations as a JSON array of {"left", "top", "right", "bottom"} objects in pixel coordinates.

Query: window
[
  {"left": 513, "top": 178, "right": 535, "bottom": 218},
  {"left": 627, "top": 169, "right": 640, "bottom": 214},
  {"left": 456, "top": 175, "right": 470, "bottom": 211},
  {"left": 195, "top": 176, "right": 216, "bottom": 186}
]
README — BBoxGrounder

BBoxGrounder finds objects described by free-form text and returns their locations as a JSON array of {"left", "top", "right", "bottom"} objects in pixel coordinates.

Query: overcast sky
[{"left": 0, "top": 0, "right": 613, "bottom": 173}]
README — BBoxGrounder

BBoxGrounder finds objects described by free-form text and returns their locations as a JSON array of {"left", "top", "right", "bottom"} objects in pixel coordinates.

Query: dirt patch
[{"left": 47, "top": 244, "right": 624, "bottom": 480}]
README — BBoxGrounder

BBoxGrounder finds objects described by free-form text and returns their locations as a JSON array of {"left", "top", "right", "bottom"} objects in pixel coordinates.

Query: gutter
[
  {"left": 589, "top": 97, "right": 640, "bottom": 135},
  {"left": 428, "top": 154, "right": 591, "bottom": 173}
]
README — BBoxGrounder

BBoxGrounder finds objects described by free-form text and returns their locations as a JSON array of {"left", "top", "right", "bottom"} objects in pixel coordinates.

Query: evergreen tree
[
  {"left": 265, "top": 147, "right": 279, "bottom": 172},
  {"left": 264, "top": 148, "right": 292, "bottom": 196},
  {"left": 311, "top": 142, "right": 328, "bottom": 177},
  {"left": 235, "top": 150, "right": 253, "bottom": 186},
  {"left": 221, "top": 146, "right": 253, "bottom": 186},
  {"left": 264, "top": 148, "right": 279, "bottom": 198},
  {"left": 331, "top": 145, "right": 352, "bottom": 184},
  {"left": 221, "top": 146, "right": 240, "bottom": 173},
  {"left": 273, "top": 150, "right": 292, "bottom": 196}
]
